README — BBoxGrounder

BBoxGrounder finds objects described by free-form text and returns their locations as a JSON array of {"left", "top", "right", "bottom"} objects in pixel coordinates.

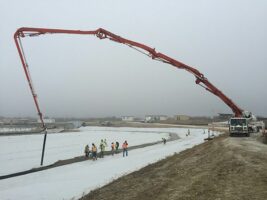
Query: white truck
[
  {"left": 229, "top": 115, "right": 264, "bottom": 137},
  {"left": 229, "top": 118, "right": 250, "bottom": 137}
]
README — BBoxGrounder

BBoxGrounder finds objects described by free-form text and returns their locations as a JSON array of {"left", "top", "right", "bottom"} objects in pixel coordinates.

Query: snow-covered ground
[
  {"left": 0, "top": 126, "right": 170, "bottom": 176},
  {"left": 0, "top": 127, "right": 35, "bottom": 133},
  {"left": 0, "top": 126, "right": 219, "bottom": 200}
]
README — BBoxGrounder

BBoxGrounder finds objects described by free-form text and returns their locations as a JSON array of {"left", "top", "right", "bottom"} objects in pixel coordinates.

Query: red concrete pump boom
[
  {"left": 14, "top": 27, "right": 244, "bottom": 124},
  {"left": 14, "top": 27, "right": 244, "bottom": 165}
]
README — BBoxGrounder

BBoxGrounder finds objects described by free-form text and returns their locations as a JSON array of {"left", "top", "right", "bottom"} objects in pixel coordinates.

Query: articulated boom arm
[{"left": 14, "top": 27, "right": 243, "bottom": 128}]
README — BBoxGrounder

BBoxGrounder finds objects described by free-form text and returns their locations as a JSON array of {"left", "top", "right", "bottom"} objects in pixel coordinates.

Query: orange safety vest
[
  {"left": 111, "top": 143, "right": 115, "bottom": 149},
  {"left": 92, "top": 146, "right": 97, "bottom": 152},
  {"left": 122, "top": 143, "right": 128, "bottom": 149}
]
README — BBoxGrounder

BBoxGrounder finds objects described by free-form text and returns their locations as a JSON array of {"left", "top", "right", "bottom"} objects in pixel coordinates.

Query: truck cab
[{"left": 229, "top": 118, "right": 250, "bottom": 137}]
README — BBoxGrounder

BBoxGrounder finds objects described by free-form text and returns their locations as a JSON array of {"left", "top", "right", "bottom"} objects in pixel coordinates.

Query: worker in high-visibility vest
[
  {"left": 99, "top": 139, "right": 106, "bottom": 158},
  {"left": 111, "top": 142, "right": 115, "bottom": 156},
  {"left": 115, "top": 141, "right": 119, "bottom": 153},
  {"left": 122, "top": 140, "right": 128, "bottom": 157},
  {"left": 91, "top": 143, "right": 97, "bottom": 161},
  {"left": 84, "top": 144, "right": 90, "bottom": 158}
]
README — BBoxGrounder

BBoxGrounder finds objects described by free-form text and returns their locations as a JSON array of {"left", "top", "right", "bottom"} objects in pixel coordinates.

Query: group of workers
[{"left": 84, "top": 139, "right": 128, "bottom": 161}]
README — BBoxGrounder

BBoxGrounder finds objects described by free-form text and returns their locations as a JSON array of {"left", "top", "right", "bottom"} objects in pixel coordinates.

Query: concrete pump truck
[{"left": 13, "top": 27, "right": 264, "bottom": 164}]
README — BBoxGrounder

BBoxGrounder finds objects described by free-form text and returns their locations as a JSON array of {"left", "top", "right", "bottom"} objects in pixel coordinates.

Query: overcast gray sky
[{"left": 0, "top": 0, "right": 266, "bottom": 118}]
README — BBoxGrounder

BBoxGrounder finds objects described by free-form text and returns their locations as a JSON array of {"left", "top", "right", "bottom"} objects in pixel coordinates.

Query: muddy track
[
  {"left": 0, "top": 133, "right": 178, "bottom": 180},
  {"left": 81, "top": 133, "right": 267, "bottom": 200}
]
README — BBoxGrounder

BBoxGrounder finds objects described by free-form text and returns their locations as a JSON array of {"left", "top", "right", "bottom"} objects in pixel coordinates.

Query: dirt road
[{"left": 81, "top": 133, "right": 267, "bottom": 200}]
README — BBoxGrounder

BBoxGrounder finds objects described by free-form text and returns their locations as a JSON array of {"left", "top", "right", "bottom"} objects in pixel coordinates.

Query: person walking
[
  {"left": 122, "top": 140, "right": 128, "bottom": 157},
  {"left": 84, "top": 144, "right": 90, "bottom": 158},
  {"left": 162, "top": 138, "right": 166, "bottom": 144},
  {"left": 92, "top": 143, "right": 97, "bottom": 161},
  {"left": 99, "top": 139, "right": 106, "bottom": 158},
  {"left": 111, "top": 142, "right": 115, "bottom": 156},
  {"left": 104, "top": 139, "right": 108, "bottom": 147},
  {"left": 115, "top": 141, "right": 119, "bottom": 153}
]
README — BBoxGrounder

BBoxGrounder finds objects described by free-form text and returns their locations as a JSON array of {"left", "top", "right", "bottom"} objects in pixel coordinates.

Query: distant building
[
  {"left": 215, "top": 113, "right": 233, "bottom": 120},
  {"left": 121, "top": 116, "right": 135, "bottom": 122},
  {"left": 100, "top": 121, "right": 112, "bottom": 126},
  {"left": 159, "top": 115, "right": 168, "bottom": 121},
  {"left": 12, "top": 118, "right": 33, "bottom": 124},
  {"left": 0, "top": 118, "right": 13, "bottom": 124},
  {"left": 0, "top": 118, "right": 36, "bottom": 125},
  {"left": 174, "top": 115, "right": 190, "bottom": 121},
  {"left": 145, "top": 115, "right": 168, "bottom": 122},
  {"left": 37, "top": 118, "right": 55, "bottom": 123}
]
